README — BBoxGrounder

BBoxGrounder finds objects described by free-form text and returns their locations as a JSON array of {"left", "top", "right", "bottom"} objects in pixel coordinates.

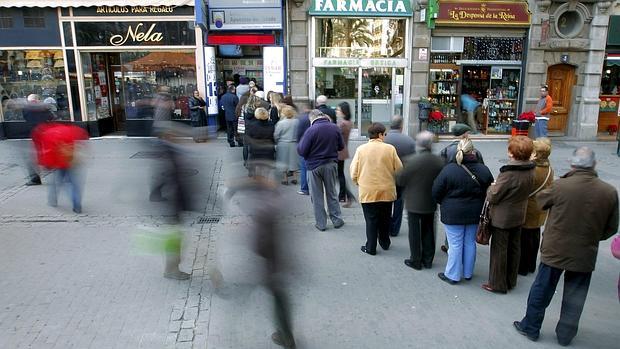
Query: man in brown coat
[{"left": 514, "top": 147, "right": 619, "bottom": 346}]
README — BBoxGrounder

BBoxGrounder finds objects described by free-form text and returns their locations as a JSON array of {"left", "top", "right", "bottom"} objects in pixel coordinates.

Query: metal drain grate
[
  {"left": 197, "top": 216, "right": 222, "bottom": 224},
  {"left": 130, "top": 151, "right": 164, "bottom": 159}
]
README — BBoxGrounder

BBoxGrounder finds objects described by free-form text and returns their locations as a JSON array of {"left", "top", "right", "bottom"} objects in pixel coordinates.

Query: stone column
[
  {"left": 409, "top": 1, "right": 431, "bottom": 137},
  {"left": 572, "top": 3, "right": 610, "bottom": 139},
  {"left": 287, "top": 0, "right": 310, "bottom": 102}
]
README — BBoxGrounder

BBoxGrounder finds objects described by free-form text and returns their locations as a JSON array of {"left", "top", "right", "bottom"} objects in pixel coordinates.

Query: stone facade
[
  {"left": 524, "top": 0, "right": 614, "bottom": 139},
  {"left": 287, "top": 0, "right": 311, "bottom": 102}
]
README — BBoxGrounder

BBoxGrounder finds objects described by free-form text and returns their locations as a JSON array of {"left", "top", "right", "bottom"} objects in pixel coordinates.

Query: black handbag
[{"left": 476, "top": 200, "right": 491, "bottom": 245}]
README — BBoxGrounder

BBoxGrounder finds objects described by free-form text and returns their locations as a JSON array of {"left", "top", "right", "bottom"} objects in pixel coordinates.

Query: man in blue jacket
[
  {"left": 219, "top": 85, "right": 240, "bottom": 147},
  {"left": 297, "top": 110, "right": 345, "bottom": 231}
]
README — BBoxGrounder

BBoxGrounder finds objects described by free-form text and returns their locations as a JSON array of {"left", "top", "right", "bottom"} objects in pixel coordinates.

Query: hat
[
  {"left": 451, "top": 123, "right": 472, "bottom": 137},
  {"left": 255, "top": 91, "right": 265, "bottom": 99},
  {"left": 249, "top": 81, "right": 256, "bottom": 87}
]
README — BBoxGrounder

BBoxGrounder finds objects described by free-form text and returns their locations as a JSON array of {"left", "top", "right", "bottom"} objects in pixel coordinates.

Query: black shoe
[
  {"left": 333, "top": 221, "right": 344, "bottom": 229},
  {"left": 440, "top": 245, "right": 448, "bottom": 253},
  {"left": 464, "top": 277, "right": 472, "bottom": 281},
  {"left": 513, "top": 321, "right": 538, "bottom": 342},
  {"left": 237, "top": 143, "right": 244, "bottom": 147},
  {"left": 25, "top": 179, "right": 42, "bottom": 186},
  {"left": 229, "top": 143, "right": 236, "bottom": 148},
  {"left": 271, "top": 331, "right": 295, "bottom": 348},
  {"left": 73, "top": 207, "right": 82, "bottom": 214},
  {"left": 438, "top": 272, "right": 458, "bottom": 285},
  {"left": 557, "top": 337, "right": 571, "bottom": 347},
  {"left": 379, "top": 241, "right": 390, "bottom": 251},
  {"left": 290, "top": 179, "right": 298, "bottom": 185},
  {"left": 361, "top": 246, "right": 376, "bottom": 255},
  {"left": 404, "top": 259, "right": 422, "bottom": 270},
  {"left": 389, "top": 232, "right": 399, "bottom": 237},
  {"left": 422, "top": 262, "right": 432, "bottom": 269},
  {"left": 315, "top": 224, "right": 326, "bottom": 232}
]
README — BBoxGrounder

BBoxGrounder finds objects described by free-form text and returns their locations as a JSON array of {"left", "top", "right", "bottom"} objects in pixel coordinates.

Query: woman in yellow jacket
[{"left": 350, "top": 123, "right": 403, "bottom": 255}]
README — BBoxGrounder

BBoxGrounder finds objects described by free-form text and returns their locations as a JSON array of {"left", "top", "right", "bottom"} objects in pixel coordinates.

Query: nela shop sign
[
  {"left": 309, "top": 0, "right": 413, "bottom": 17},
  {"left": 436, "top": 1, "right": 531, "bottom": 27},
  {"left": 110, "top": 23, "right": 163, "bottom": 46}
]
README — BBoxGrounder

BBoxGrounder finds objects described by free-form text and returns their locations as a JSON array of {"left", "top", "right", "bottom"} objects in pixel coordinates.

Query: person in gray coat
[
  {"left": 384, "top": 115, "right": 416, "bottom": 236},
  {"left": 396, "top": 131, "right": 445, "bottom": 270}
]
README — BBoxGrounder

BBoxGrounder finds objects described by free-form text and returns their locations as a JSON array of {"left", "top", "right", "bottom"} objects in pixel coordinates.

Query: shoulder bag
[
  {"left": 459, "top": 164, "right": 492, "bottom": 245},
  {"left": 528, "top": 167, "right": 552, "bottom": 198}
]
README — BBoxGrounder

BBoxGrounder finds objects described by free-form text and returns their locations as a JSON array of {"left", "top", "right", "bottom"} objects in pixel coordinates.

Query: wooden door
[{"left": 546, "top": 64, "right": 576, "bottom": 133}]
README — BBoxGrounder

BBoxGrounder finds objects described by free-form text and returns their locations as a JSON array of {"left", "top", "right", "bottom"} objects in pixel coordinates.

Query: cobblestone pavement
[{"left": 0, "top": 137, "right": 618, "bottom": 348}]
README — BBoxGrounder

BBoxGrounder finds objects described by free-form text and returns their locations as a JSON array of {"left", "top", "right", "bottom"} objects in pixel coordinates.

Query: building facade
[{"left": 287, "top": 0, "right": 618, "bottom": 140}]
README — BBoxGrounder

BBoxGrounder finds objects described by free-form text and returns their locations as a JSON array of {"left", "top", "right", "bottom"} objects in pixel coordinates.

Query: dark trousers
[
  {"left": 225, "top": 120, "right": 239, "bottom": 145},
  {"left": 519, "top": 227, "right": 541, "bottom": 275},
  {"left": 389, "top": 186, "right": 404, "bottom": 236},
  {"left": 337, "top": 160, "right": 354, "bottom": 201},
  {"left": 489, "top": 226, "right": 521, "bottom": 292},
  {"left": 520, "top": 263, "right": 592, "bottom": 344},
  {"left": 407, "top": 212, "right": 435, "bottom": 267},
  {"left": 361, "top": 202, "right": 392, "bottom": 253}
]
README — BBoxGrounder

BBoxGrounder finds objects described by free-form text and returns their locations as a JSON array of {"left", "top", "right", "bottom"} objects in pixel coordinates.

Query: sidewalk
[{"left": 0, "top": 138, "right": 618, "bottom": 348}]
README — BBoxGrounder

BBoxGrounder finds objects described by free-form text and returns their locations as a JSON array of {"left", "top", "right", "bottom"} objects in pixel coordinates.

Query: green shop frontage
[{"left": 308, "top": 0, "right": 413, "bottom": 137}]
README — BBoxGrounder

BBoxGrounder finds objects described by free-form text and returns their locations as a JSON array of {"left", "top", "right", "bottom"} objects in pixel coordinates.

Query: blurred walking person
[
  {"left": 514, "top": 147, "right": 618, "bottom": 345},
  {"left": 32, "top": 123, "right": 88, "bottom": 214},
  {"left": 397, "top": 131, "right": 443, "bottom": 269},
  {"left": 336, "top": 102, "right": 356, "bottom": 207},
  {"left": 23, "top": 94, "right": 55, "bottom": 185},
  {"left": 432, "top": 138, "right": 493, "bottom": 282},
  {"left": 351, "top": 123, "right": 402, "bottom": 255},
  {"left": 384, "top": 115, "right": 416, "bottom": 236},
  {"left": 297, "top": 110, "right": 345, "bottom": 231},
  {"left": 482, "top": 136, "right": 535, "bottom": 294},
  {"left": 274, "top": 105, "right": 299, "bottom": 185},
  {"left": 519, "top": 138, "right": 554, "bottom": 276}
]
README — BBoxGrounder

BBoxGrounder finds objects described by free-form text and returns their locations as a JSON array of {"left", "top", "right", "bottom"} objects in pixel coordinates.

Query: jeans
[
  {"left": 307, "top": 162, "right": 343, "bottom": 229},
  {"left": 443, "top": 224, "right": 478, "bottom": 281},
  {"left": 407, "top": 212, "right": 436, "bottom": 267},
  {"left": 48, "top": 168, "right": 81, "bottom": 211},
  {"left": 299, "top": 157, "right": 308, "bottom": 193},
  {"left": 534, "top": 119, "right": 548, "bottom": 138},
  {"left": 361, "top": 202, "right": 392, "bottom": 253},
  {"left": 389, "top": 186, "right": 404, "bottom": 236},
  {"left": 519, "top": 263, "right": 592, "bottom": 344}
]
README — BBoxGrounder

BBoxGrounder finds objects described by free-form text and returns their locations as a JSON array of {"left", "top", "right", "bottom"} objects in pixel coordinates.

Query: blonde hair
[
  {"left": 532, "top": 138, "right": 552, "bottom": 160},
  {"left": 456, "top": 138, "right": 474, "bottom": 165},
  {"left": 270, "top": 92, "right": 283, "bottom": 106},
  {"left": 254, "top": 107, "right": 269, "bottom": 120},
  {"left": 280, "top": 105, "right": 296, "bottom": 119}
]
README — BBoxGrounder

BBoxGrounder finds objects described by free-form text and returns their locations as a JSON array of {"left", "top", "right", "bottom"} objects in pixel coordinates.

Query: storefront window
[
  {"left": 315, "top": 67, "right": 358, "bottom": 124},
  {"left": 0, "top": 49, "right": 69, "bottom": 121},
  {"left": 121, "top": 51, "right": 197, "bottom": 120},
  {"left": 315, "top": 18, "right": 405, "bottom": 58}
]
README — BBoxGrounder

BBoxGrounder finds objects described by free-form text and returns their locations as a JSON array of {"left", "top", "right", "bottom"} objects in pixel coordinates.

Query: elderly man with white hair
[
  {"left": 396, "top": 131, "right": 444, "bottom": 268},
  {"left": 315, "top": 95, "right": 336, "bottom": 123},
  {"left": 514, "top": 146, "right": 618, "bottom": 346},
  {"left": 297, "top": 109, "right": 345, "bottom": 231}
]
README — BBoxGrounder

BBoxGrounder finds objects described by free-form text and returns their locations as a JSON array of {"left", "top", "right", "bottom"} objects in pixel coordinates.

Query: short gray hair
[
  {"left": 416, "top": 131, "right": 434, "bottom": 150},
  {"left": 316, "top": 95, "right": 328, "bottom": 106},
  {"left": 27, "top": 94, "right": 40, "bottom": 102},
  {"left": 390, "top": 115, "right": 403, "bottom": 130},
  {"left": 308, "top": 109, "right": 325, "bottom": 122},
  {"left": 570, "top": 146, "right": 596, "bottom": 169}
]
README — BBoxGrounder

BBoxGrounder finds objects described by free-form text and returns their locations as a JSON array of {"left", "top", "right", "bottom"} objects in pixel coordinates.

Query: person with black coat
[
  {"left": 433, "top": 138, "right": 494, "bottom": 284},
  {"left": 245, "top": 107, "right": 276, "bottom": 177},
  {"left": 189, "top": 90, "right": 207, "bottom": 142}
]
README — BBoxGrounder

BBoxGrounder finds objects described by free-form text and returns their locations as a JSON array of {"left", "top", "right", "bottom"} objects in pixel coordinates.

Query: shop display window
[
  {"left": 315, "top": 18, "right": 405, "bottom": 58},
  {"left": 598, "top": 60, "right": 620, "bottom": 133},
  {"left": 121, "top": 51, "right": 197, "bottom": 120},
  {"left": 0, "top": 49, "right": 69, "bottom": 121}
]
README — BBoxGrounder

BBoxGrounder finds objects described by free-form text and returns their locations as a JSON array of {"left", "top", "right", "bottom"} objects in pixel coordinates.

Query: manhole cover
[
  {"left": 130, "top": 151, "right": 164, "bottom": 159},
  {"left": 197, "top": 216, "right": 222, "bottom": 224}
]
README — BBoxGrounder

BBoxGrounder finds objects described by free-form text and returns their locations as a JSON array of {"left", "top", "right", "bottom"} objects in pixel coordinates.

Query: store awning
[
  {"left": 0, "top": 0, "right": 193, "bottom": 7},
  {"left": 608, "top": 16, "right": 620, "bottom": 46},
  {"left": 607, "top": 54, "right": 620, "bottom": 67}
]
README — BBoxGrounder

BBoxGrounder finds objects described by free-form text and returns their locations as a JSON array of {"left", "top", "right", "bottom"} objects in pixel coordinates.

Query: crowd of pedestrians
[{"left": 213, "top": 81, "right": 619, "bottom": 348}]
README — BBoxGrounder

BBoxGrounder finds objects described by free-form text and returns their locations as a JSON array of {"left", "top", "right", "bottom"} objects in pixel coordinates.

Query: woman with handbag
[
  {"left": 518, "top": 138, "right": 554, "bottom": 276},
  {"left": 432, "top": 138, "right": 494, "bottom": 284},
  {"left": 482, "top": 136, "right": 536, "bottom": 294}
]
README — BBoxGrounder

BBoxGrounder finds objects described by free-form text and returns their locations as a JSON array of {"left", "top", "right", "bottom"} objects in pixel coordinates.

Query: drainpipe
[{"left": 284, "top": 0, "right": 291, "bottom": 95}]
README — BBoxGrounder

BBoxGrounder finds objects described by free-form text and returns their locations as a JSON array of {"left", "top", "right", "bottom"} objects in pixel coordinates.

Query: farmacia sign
[{"left": 309, "top": 0, "right": 413, "bottom": 17}]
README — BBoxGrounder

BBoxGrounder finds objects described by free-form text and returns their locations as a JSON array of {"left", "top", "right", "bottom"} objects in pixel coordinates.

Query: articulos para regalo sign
[
  {"left": 436, "top": 1, "right": 531, "bottom": 27},
  {"left": 309, "top": 0, "right": 413, "bottom": 17}
]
